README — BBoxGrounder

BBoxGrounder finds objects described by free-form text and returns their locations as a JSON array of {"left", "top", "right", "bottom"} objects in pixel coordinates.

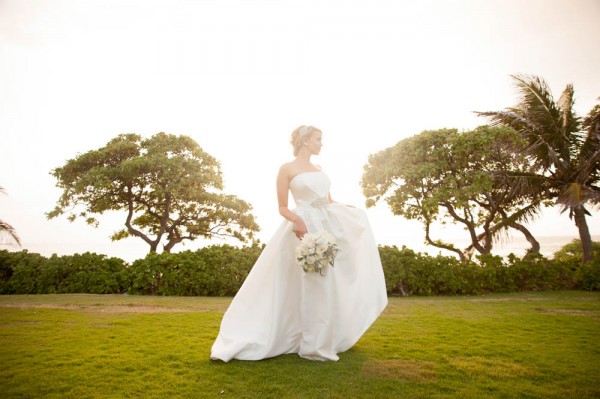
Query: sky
[{"left": 1, "top": 0, "right": 599, "bottom": 262}]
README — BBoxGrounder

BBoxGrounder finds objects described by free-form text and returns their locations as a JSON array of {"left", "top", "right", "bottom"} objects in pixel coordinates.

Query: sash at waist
[{"left": 296, "top": 197, "right": 329, "bottom": 208}]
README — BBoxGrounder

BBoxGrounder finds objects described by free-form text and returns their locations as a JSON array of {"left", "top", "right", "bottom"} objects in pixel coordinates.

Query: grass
[{"left": 0, "top": 291, "right": 599, "bottom": 398}]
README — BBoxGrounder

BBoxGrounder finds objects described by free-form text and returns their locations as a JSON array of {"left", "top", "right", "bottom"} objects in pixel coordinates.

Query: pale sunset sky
[{"left": 1, "top": 0, "right": 599, "bottom": 261}]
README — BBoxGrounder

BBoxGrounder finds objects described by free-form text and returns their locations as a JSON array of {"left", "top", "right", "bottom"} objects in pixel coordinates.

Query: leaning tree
[
  {"left": 477, "top": 75, "right": 600, "bottom": 263},
  {"left": 361, "top": 126, "right": 546, "bottom": 261},
  {"left": 48, "top": 132, "right": 260, "bottom": 254}
]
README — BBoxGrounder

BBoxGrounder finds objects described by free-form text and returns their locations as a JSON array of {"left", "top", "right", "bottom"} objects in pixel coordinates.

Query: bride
[{"left": 210, "top": 125, "right": 388, "bottom": 362}]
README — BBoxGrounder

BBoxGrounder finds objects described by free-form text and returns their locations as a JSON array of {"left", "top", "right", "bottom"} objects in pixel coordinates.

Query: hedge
[
  {"left": 0, "top": 240, "right": 598, "bottom": 296},
  {"left": 0, "top": 251, "right": 128, "bottom": 294},
  {"left": 127, "top": 244, "right": 263, "bottom": 296}
]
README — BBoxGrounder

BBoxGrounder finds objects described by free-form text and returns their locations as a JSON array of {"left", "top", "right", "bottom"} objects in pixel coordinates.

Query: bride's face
[{"left": 304, "top": 131, "right": 323, "bottom": 155}]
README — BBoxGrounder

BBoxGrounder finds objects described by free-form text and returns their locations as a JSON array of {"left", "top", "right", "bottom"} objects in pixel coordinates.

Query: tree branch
[{"left": 423, "top": 216, "right": 466, "bottom": 262}]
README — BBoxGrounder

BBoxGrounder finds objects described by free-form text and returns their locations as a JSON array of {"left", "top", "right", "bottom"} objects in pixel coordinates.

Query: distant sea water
[{"left": 412, "top": 235, "right": 600, "bottom": 258}]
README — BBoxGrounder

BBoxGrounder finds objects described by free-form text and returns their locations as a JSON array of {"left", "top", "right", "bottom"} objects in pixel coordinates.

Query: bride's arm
[{"left": 277, "top": 165, "right": 307, "bottom": 239}]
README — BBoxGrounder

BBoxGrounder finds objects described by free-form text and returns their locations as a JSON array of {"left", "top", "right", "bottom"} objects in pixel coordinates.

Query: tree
[
  {"left": 48, "top": 133, "right": 260, "bottom": 254},
  {"left": 0, "top": 186, "right": 21, "bottom": 247},
  {"left": 477, "top": 75, "right": 600, "bottom": 263},
  {"left": 361, "top": 126, "right": 545, "bottom": 261}
]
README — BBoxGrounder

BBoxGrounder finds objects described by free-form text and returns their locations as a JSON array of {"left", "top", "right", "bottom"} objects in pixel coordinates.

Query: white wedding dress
[{"left": 210, "top": 171, "right": 388, "bottom": 362}]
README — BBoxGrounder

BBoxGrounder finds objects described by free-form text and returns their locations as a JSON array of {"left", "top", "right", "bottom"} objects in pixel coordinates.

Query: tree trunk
[
  {"left": 124, "top": 194, "right": 161, "bottom": 254},
  {"left": 149, "top": 242, "right": 159, "bottom": 254},
  {"left": 163, "top": 238, "right": 182, "bottom": 253},
  {"left": 441, "top": 203, "right": 482, "bottom": 260},
  {"left": 510, "top": 222, "right": 540, "bottom": 254},
  {"left": 463, "top": 229, "right": 493, "bottom": 257},
  {"left": 481, "top": 229, "right": 493, "bottom": 255},
  {"left": 574, "top": 207, "right": 592, "bottom": 263},
  {"left": 424, "top": 220, "right": 466, "bottom": 262}
]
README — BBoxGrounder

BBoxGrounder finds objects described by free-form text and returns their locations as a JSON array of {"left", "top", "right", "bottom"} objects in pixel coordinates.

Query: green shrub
[
  {"left": 552, "top": 240, "right": 600, "bottom": 291},
  {"left": 379, "top": 246, "right": 484, "bottom": 296},
  {"left": 0, "top": 250, "right": 47, "bottom": 294},
  {"left": 0, "top": 250, "right": 128, "bottom": 294},
  {"left": 575, "top": 258, "right": 600, "bottom": 291},
  {"left": 57, "top": 253, "right": 129, "bottom": 294},
  {"left": 553, "top": 239, "right": 600, "bottom": 263},
  {"left": 378, "top": 245, "right": 416, "bottom": 296},
  {"left": 128, "top": 244, "right": 262, "bottom": 296},
  {"left": 0, "top": 250, "right": 15, "bottom": 292},
  {"left": 1, "top": 239, "right": 596, "bottom": 296},
  {"left": 379, "top": 246, "right": 581, "bottom": 297}
]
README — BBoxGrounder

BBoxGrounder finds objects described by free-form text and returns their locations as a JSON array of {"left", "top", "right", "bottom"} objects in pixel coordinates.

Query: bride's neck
[{"left": 295, "top": 151, "right": 312, "bottom": 164}]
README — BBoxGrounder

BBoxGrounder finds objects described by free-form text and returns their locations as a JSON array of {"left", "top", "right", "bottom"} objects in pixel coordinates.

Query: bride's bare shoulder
[
  {"left": 278, "top": 161, "right": 297, "bottom": 174},
  {"left": 277, "top": 162, "right": 296, "bottom": 181}
]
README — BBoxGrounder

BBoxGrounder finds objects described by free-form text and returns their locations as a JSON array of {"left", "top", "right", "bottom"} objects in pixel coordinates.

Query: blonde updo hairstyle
[{"left": 290, "top": 125, "right": 321, "bottom": 156}]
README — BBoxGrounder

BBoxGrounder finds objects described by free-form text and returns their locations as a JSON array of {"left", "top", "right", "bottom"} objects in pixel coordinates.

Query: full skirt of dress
[{"left": 210, "top": 173, "right": 388, "bottom": 362}]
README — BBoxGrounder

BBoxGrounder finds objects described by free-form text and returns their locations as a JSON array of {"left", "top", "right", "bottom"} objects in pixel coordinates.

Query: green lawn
[{"left": 1, "top": 291, "right": 598, "bottom": 398}]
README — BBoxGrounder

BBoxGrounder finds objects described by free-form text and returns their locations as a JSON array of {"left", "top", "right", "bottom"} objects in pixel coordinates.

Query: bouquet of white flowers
[{"left": 295, "top": 229, "right": 340, "bottom": 275}]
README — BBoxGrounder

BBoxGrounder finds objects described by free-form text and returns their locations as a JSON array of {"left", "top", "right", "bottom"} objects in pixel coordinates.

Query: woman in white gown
[{"left": 210, "top": 125, "right": 387, "bottom": 362}]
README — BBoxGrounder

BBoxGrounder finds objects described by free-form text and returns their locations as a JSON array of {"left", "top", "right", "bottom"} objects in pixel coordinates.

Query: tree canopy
[
  {"left": 48, "top": 133, "right": 259, "bottom": 253},
  {"left": 361, "top": 126, "right": 546, "bottom": 261}
]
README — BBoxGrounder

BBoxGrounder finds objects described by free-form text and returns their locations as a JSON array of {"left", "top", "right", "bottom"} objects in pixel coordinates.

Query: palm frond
[
  {"left": 0, "top": 221, "right": 21, "bottom": 246},
  {"left": 495, "top": 203, "right": 542, "bottom": 233},
  {"left": 580, "top": 100, "right": 600, "bottom": 163},
  {"left": 477, "top": 110, "right": 535, "bottom": 133},
  {"left": 477, "top": 75, "right": 578, "bottom": 173},
  {"left": 0, "top": 186, "right": 22, "bottom": 246},
  {"left": 583, "top": 99, "right": 600, "bottom": 133},
  {"left": 476, "top": 110, "right": 563, "bottom": 170},
  {"left": 490, "top": 171, "right": 549, "bottom": 199},
  {"left": 557, "top": 182, "right": 600, "bottom": 212},
  {"left": 512, "top": 74, "right": 576, "bottom": 157},
  {"left": 511, "top": 75, "right": 561, "bottom": 132},
  {"left": 575, "top": 149, "right": 600, "bottom": 185},
  {"left": 557, "top": 84, "right": 583, "bottom": 155}
]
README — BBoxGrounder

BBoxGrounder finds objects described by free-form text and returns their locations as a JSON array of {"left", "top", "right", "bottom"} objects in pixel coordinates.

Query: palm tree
[
  {"left": 477, "top": 74, "right": 600, "bottom": 262},
  {"left": 0, "top": 186, "right": 21, "bottom": 247}
]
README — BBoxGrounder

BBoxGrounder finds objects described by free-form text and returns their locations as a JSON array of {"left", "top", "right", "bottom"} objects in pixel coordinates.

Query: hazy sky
[{"left": 1, "top": 0, "right": 599, "bottom": 261}]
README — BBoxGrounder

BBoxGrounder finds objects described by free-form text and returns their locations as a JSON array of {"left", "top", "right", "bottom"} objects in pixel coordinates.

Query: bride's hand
[{"left": 293, "top": 218, "right": 308, "bottom": 239}]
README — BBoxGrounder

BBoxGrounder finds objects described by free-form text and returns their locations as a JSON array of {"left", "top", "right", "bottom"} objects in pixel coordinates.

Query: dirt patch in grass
[
  {"left": 449, "top": 356, "right": 537, "bottom": 378},
  {"left": 361, "top": 358, "right": 436, "bottom": 381},
  {"left": 0, "top": 304, "right": 195, "bottom": 313},
  {"left": 537, "top": 308, "right": 600, "bottom": 318},
  {"left": 466, "top": 297, "right": 547, "bottom": 303}
]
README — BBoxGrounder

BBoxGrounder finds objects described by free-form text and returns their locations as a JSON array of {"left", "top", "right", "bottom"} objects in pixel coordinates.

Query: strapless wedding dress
[{"left": 210, "top": 171, "right": 387, "bottom": 362}]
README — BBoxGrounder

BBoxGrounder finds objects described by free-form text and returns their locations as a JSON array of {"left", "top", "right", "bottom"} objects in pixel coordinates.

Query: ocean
[{"left": 410, "top": 235, "right": 600, "bottom": 258}]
